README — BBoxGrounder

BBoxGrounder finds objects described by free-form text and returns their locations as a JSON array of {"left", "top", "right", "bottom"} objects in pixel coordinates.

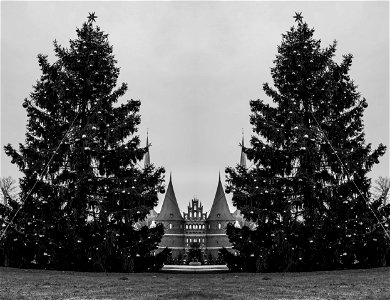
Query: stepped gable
[
  {"left": 207, "top": 173, "right": 235, "bottom": 222},
  {"left": 155, "top": 173, "right": 183, "bottom": 221}
]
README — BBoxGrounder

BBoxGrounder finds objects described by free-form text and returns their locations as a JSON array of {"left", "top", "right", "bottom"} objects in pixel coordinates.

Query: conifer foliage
[
  {"left": 1, "top": 13, "right": 166, "bottom": 272},
  {"left": 225, "top": 14, "right": 389, "bottom": 272}
]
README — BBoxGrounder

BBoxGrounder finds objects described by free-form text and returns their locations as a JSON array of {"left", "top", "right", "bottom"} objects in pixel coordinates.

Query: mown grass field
[{"left": 0, "top": 266, "right": 389, "bottom": 300}]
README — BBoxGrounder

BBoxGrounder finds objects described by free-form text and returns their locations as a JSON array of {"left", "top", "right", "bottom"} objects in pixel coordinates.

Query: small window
[
  {"left": 169, "top": 223, "right": 172, "bottom": 229},
  {"left": 170, "top": 213, "right": 173, "bottom": 218},
  {"left": 217, "top": 213, "right": 220, "bottom": 217}
]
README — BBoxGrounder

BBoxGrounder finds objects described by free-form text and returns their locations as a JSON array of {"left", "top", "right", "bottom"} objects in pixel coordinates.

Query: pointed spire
[
  {"left": 144, "top": 129, "right": 150, "bottom": 168},
  {"left": 207, "top": 174, "right": 235, "bottom": 221},
  {"left": 156, "top": 173, "right": 183, "bottom": 221},
  {"left": 240, "top": 129, "right": 247, "bottom": 168}
]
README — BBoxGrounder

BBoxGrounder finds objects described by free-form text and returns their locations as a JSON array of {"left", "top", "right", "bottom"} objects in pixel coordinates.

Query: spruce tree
[
  {"left": 2, "top": 13, "right": 165, "bottom": 271},
  {"left": 225, "top": 13, "right": 388, "bottom": 271}
]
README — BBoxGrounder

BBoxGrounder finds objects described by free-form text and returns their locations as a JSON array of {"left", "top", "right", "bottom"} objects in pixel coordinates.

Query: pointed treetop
[
  {"left": 208, "top": 174, "right": 235, "bottom": 221},
  {"left": 156, "top": 173, "right": 183, "bottom": 221},
  {"left": 293, "top": 12, "right": 303, "bottom": 24},
  {"left": 88, "top": 12, "right": 97, "bottom": 24}
]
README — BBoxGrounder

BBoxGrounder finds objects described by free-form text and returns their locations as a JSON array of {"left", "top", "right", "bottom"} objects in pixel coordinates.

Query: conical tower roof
[
  {"left": 207, "top": 173, "right": 235, "bottom": 221},
  {"left": 156, "top": 173, "right": 183, "bottom": 221}
]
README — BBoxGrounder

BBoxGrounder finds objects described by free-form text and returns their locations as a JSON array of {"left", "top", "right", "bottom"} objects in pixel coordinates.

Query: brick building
[{"left": 143, "top": 134, "right": 249, "bottom": 261}]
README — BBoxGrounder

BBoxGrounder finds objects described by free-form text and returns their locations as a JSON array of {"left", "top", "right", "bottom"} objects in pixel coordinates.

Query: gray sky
[{"left": 1, "top": 1, "right": 389, "bottom": 213}]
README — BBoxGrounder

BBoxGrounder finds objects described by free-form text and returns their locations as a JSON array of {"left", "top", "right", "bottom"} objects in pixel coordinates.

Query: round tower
[
  {"left": 155, "top": 174, "right": 185, "bottom": 259},
  {"left": 206, "top": 174, "right": 235, "bottom": 260}
]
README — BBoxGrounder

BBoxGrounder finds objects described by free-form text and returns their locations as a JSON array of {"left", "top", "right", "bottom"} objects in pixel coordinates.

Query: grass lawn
[{"left": 0, "top": 266, "right": 389, "bottom": 300}]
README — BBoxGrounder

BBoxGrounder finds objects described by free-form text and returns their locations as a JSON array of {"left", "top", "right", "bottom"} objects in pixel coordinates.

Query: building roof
[
  {"left": 144, "top": 131, "right": 150, "bottom": 168},
  {"left": 155, "top": 173, "right": 184, "bottom": 221},
  {"left": 240, "top": 134, "right": 247, "bottom": 168},
  {"left": 207, "top": 174, "right": 235, "bottom": 221}
]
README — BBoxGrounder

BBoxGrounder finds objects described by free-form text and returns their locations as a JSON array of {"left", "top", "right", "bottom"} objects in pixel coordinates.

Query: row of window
[
  {"left": 168, "top": 223, "right": 223, "bottom": 230},
  {"left": 185, "top": 224, "right": 205, "bottom": 230},
  {"left": 186, "top": 238, "right": 205, "bottom": 243},
  {"left": 184, "top": 212, "right": 206, "bottom": 219},
  {"left": 185, "top": 241, "right": 220, "bottom": 247}
]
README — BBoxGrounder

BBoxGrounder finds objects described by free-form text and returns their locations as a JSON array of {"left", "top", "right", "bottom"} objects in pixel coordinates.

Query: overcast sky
[{"left": 1, "top": 1, "right": 389, "bottom": 213}]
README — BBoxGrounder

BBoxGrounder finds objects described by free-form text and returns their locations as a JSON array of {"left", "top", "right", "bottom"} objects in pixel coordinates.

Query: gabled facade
[{"left": 184, "top": 198, "right": 207, "bottom": 251}]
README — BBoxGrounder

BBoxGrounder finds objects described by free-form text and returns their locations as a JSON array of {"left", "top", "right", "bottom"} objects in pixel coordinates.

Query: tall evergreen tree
[
  {"left": 225, "top": 13, "right": 388, "bottom": 271},
  {"left": 2, "top": 13, "right": 165, "bottom": 271}
]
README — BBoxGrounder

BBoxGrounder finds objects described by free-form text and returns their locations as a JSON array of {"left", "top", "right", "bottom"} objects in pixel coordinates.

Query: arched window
[
  {"left": 169, "top": 223, "right": 172, "bottom": 229},
  {"left": 218, "top": 223, "right": 221, "bottom": 230}
]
